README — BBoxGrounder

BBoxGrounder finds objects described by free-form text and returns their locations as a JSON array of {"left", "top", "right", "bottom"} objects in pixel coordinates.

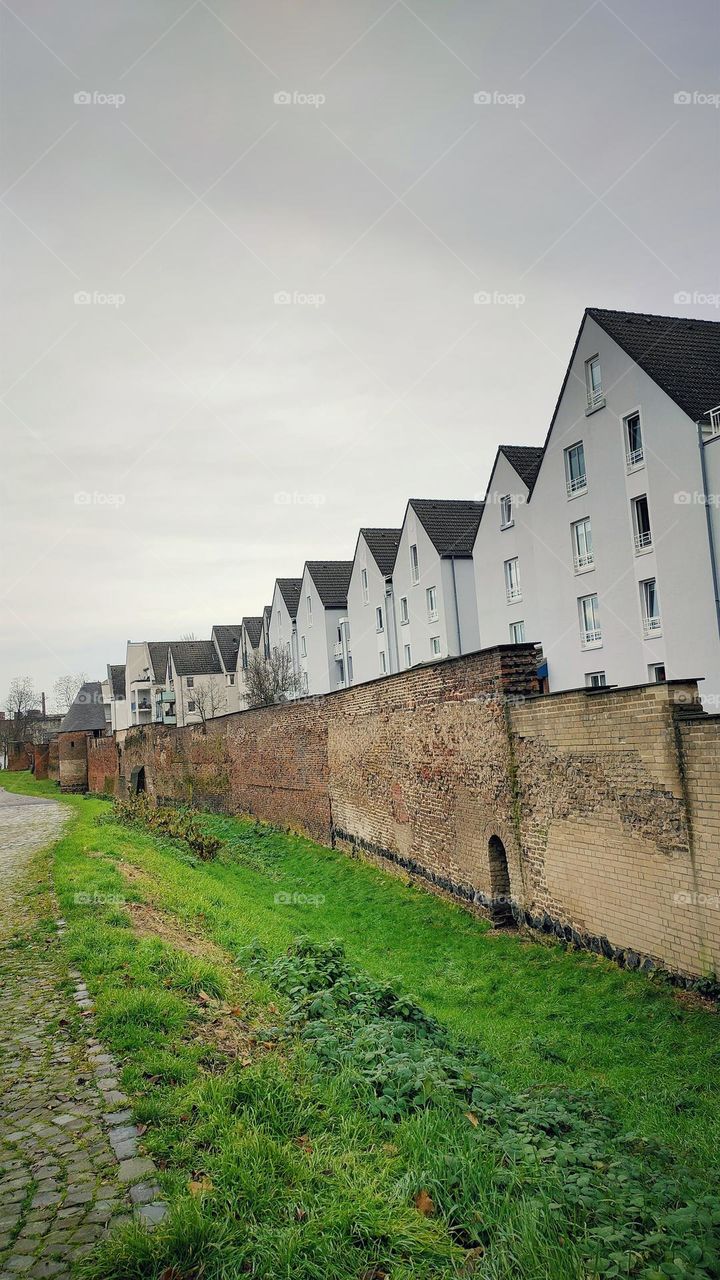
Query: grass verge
[{"left": 1, "top": 772, "right": 719, "bottom": 1278}]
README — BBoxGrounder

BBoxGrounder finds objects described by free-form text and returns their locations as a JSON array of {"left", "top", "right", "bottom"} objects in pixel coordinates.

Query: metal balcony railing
[{"left": 634, "top": 529, "right": 652, "bottom": 552}]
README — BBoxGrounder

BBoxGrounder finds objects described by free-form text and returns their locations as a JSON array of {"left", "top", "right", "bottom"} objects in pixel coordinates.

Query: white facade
[
  {"left": 393, "top": 502, "right": 481, "bottom": 670},
  {"left": 123, "top": 641, "right": 168, "bottom": 727},
  {"left": 474, "top": 311, "right": 720, "bottom": 703},
  {"left": 166, "top": 646, "right": 230, "bottom": 728},
  {"left": 269, "top": 579, "right": 301, "bottom": 687},
  {"left": 297, "top": 563, "right": 352, "bottom": 695},
  {"left": 346, "top": 531, "right": 400, "bottom": 686},
  {"left": 211, "top": 626, "right": 243, "bottom": 714}
]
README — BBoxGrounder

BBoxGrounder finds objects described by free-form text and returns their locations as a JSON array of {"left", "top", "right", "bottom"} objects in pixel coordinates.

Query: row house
[
  {"left": 165, "top": 640, "right": 226, "bottom": 727},
  {"left": 297, "top": 561, "right": 353, "bottom": 694},
  {"left": 211, "top": 624, "right": 244, "bottom": 713},
  {"left": 473, "top": 308, "right": 720, "bottom": 703},
  {"left": 269, "top": 578, "right": 302, "bottom": 679},
  {"left": 346, "top": 529, "right": 402, "bottom": 681}
]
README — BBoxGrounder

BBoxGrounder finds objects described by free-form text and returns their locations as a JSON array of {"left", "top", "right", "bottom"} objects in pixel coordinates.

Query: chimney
[{"left": 41, "top": 691, "right": 46, "bottom": 718}]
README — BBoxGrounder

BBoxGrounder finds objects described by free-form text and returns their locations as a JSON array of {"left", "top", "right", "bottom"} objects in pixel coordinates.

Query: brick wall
[
  {"left": 8, "top": 741, "right": 32, "bottom": 771},
  {"left": 87, "top": 645, "right": 720, "bottom": 979},
  {"left": 48, "top": 739, "right": 59, "bottom": 783},
  {"left": 58, "top": 732, "right": 89, "bottom": 792},
  {"left": 34, "top": 743, "right": 50, "bottom": 780},
  {"left": 88, "top": 737, "right": 121, "bottom": 795}
]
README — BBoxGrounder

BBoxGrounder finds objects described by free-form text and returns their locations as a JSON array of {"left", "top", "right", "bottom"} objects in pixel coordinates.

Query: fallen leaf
[
  {"left": 295, "top": 1134, "right": 313, "bottom": 1154},
  {"left": 159, "top": 1268, "right": 182, "bottom": 1280},
  {"left": 414, "top": 1190, "right": 435, "bottom": 1216},
  {"left": 197, "top": 990, "right": 211, "bottom": 1006},
  {"left": 188, "top": 1177, "right": 213, "bottom": 1197},
  {"left": 460, "top": 1246, "right": 485, "bottom": 1274},
  {"left": 464, "top": 1112, "right": 479, "bottom": 1128},
  {"left": 267, "top": 1002, "right": 278, "bottom": 1014},
  {"left": 294, "top": 1205, "right": 307, "bottom": 1221},
  {"left": 359, "top": 1268, "right": 388, "bottom": 1280},
  {"left": 136, "top": 1123, "right": 148, "bottom": 1136}
]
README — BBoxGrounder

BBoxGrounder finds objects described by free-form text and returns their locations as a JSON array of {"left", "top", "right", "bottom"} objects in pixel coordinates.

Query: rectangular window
[
  {"left": 649, "top": 662, "right": 666, "bottom": 682},
  {"left": 227, "top": 673, "right": 235, "bottom": 685},
  {"left": 579, "top": 593, "right": 602, "bottom": 647},
  {"left": 585, "top": 356, "right": 604, "bottom": 410},
  {"left": 509, "top": 620, "right": 525, "bottom": 643},
  {"left": 375, "top": 605, "right": 384, "bottom": 632},
  {"left": 624, "top": 411, "right": 644, "bottom": 467},
  {"left": 564, "top": 442, "right": 587, "bottom": 497},
  {"left": 571, "top": 517, "right": 594, "bottom": 571},
  {"left": 410, "top": 543, "right": 419, "bottom": 584},
  {"left": 586, "top": 671, "right": 606, "bottom": 688},
  {"left": 187, "top": 700, "right": 196, "bottom": 712},
  {"left": 399, "top": 596, "right": 409, "bottom": 625},
  {"left": 404, "top": 643, "right": 412, "bottom": 668},
  {"left": 504, "top": 557, "right": 521, "bottom": 602},
  {"left": 302, "top": 672, "right": 309, "bottom": 694},
  {"left": 426, "top": 585, "right": 438, "bottom": 620},
  {"left": 361, "top": 568, "right": 369, "bottom": 604},
  {"left": 300, "top": 635, "right": 307, "bottom": 657},
  {"left": 379, "top": 649, "right": 387, "bottom": 674},
  {"left": 430, "top": 636, "right": 441, "bottom": 656},
  {"left": 500, "top": 494, "right": 513, "bottom": 528},
  {"left": 186, "top": 676, "right": 194, "bottom": 688},
  {"left": 306, "top": 594, "right": 313, "bottom": 624},
  {"left": 640, "top": 578, "right": 661, "bottom": 636},
  {"left": 632, "top": 494, "right": 652, "bottom": 551}
]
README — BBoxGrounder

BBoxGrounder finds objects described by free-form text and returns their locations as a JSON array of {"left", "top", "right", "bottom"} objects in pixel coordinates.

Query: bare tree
[
  {"left": 5, "top": 676, "right": 37, "bottom": 740},
  {"left": 244, "top": 647, "right": 302, "bottom": 707},
  {"left": 53, "top": 671, "right": 87, "bottom": 714},
  {"left": 191, "top": 679, "right": 224, "bottom": 731}
]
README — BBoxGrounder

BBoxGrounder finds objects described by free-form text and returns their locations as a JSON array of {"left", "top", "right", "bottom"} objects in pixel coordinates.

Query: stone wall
[
  {"left": 87, "top": 645, "right": 720, "bottom": 979},
  {"left": 48, "top": 739, "right": 59, "bottom": 784},
  {"left": 8, "top": 742, "right": 32, "bottom": 771},
  {"left": 34, "top": 743, "right": 50, "bottom": 780},
  {"left": 58, "top": 733, "right": 89, "bottom": 793}
]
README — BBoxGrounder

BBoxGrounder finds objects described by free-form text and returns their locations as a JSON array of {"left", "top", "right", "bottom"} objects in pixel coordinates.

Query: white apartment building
[
  {"left": 268, "top": 578, "right": 302, "bottom": 681},
  {"left": 474, "top": 308, "right": 720, "bottom": 702},
  {"left": 211, "top": 624, "right": 244, "bottom": 713},
  {"left": 118, "top": 640, "right": 171, "bottom": 729},
  {"left": 106, "top": 664, "right": 128, "bottom": 732},
  {"left": 393, "top": 499, "right": 483, "bottom": 670},
  {"left": 165, "top": 640, "right": 228, "bottom": 727},
  {"left": 346, "top": 529, "right": 401, "bottom": 685},
  {"left": 297, "top": 561, "right": 353, "bottom": 694}
]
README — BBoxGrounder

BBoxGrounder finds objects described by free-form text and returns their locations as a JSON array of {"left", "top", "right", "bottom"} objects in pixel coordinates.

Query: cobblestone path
[{"left": 0, "top": 789, "right": 164, "bottom": 1278}]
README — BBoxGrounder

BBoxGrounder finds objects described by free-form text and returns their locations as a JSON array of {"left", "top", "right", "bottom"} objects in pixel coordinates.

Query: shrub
[{"left": 107, "top": 794, "right": 222, "bottom": 860}]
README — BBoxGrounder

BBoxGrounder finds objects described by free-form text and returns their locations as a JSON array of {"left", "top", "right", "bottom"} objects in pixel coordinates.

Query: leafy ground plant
[{"left": 108, "top": 793, "right": 222, "bottom": 860}]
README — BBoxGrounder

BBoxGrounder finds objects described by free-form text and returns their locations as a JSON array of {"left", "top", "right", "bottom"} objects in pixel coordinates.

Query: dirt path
[{"left": 0, "top": 788, "right": 164, "bottom": 1278}]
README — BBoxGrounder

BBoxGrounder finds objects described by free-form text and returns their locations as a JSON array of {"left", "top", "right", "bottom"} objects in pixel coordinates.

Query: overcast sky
[{"left": 1, "top": 0, "right": 719, "bottom": 705}]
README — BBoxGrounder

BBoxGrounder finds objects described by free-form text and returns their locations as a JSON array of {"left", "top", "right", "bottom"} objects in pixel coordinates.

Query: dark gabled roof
[
  {"left": 588, "top": 308, "right": 720, "bottom": 422},
  {"left": 59, "top": 682, "right": 107, "bottom": 734},
  {"left": 212, "top": 625, "right": 243, "bottom": 672},
  {"left": 409, "top": 499, "right": 484, "bottom": 557},
  {"left": 242, "top": 616, "right": 263, "bottom": 649},
  {"left": 263, "top": 604, "right": 272, "bottom": 624},
  {"left": 305, "top": 561, "right": 353, "bottom": 608},
  {"left": 276, "top": 578, "right": 302, "bottom": 618},
  {"left": 360, "top": 528, "right": 402, "bottom": 576},
  {"left": 498, "top": 445, "right": 544, "bottom": 493},
  {"left": 107, "top": 664, "right": 126, "bottom": 699},
  {"left": 169, "top": 640, "right": 222, "bottom": 677},
  {"left": 147, "top": 642, "right": 171, "bottom": 683}
]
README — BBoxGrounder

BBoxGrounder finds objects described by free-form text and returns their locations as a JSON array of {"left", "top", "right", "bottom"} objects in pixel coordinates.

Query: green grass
[{"left": 2, "top": 771, "right": 720, "bottom": 1279}]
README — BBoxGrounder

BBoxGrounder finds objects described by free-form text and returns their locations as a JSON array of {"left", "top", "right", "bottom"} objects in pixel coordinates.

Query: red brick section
[
  {"left": 8, "top": 742, "right": 32, "bottom": 771},
  {"left": 87, "top": 737, "right": 121, "bottom": 795},
  {"left": 34, "top": 743, "right": 50, "bottom": 780},
  {"left": 58, "top": 732, "right": 90, "bottom": 793},
  {"left": 86, "top": 647, "right": 720, "bottom": 980},
  {"left": 48, "top": 739, "right": 59, "bottom": 783}
]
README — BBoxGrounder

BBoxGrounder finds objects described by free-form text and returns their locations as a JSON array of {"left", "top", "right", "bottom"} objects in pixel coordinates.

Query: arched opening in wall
[
  {"left": 487, "top": 835, "right": 515, "bottom": 927},
  {"left": 131, "top": 766, "right": 146, "bottom": 795}
]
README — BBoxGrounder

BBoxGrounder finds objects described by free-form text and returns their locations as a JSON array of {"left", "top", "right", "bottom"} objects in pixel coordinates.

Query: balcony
[
  {"left": 634, "top": 530, "right": 652, "bottom": 553},
  {"left": 160, "top": 690, "right": 174, "bottom": 702},
  {"left": 505, "top": 586, "right": 522, "bottom": 603},
  {"left": 333, "top": 640, "right": 344, "bottom": 660},
  {"left": 585, "top": 389, "right": 605, "bottom": 414},
  {"left": 643, "top": 615, "right": 662, "bottom": 638},
  {"left": 626, "top": 446, "right": 644, "bottom": 468},
  {"left": 581, "top": 627, "right": 602, "bottom": 648},
  {"left": 566, "top": 473, "right": 587, "bottom": 498},
  {"left": 163, "top": 713, "right": 177, "bottom": 724},
  {"left": 573, "top": 551, "right": 594, "bottom": 572}
]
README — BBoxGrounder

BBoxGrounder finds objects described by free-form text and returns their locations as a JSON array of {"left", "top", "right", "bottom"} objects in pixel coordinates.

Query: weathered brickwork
[
  {"left": 48, "top": 737, "right": 59, "bottom": 783},
  {"left": 87, "top": 645, "right": 720, "bottom": 978},
  {"left": 58, "top": 732, "right": 90, "bottom": 792},
  {"left": 7, "top": 742, "right": 31, "bottom": 771}
]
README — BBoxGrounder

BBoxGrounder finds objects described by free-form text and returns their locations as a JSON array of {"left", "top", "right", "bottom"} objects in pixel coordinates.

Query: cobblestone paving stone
[{"left": 0, "top": 789, "right": 167, "bottom": 1278}]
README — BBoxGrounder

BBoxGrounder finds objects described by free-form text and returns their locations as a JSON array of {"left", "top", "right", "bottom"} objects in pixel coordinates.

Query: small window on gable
[
  {"left": 500, "top": 495, "right": 513, "bottom": 528},
  {"left": 361, "top": 568, "right": 369, "bottom": 603},
  {"left": 399, "top": 596, "right": 409, "bottom": 625},
  {"left": 585, "top": 356, "right": 604, "bottom": 410},
  {"left": 410, "top": 543, "right": 419, "bottom": 584},
  {"left": 375, "top": 606, "right": 384, "bottom": 632},
  {"left": 187, "top": 676, "right": 194, "bottom": 688}
]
